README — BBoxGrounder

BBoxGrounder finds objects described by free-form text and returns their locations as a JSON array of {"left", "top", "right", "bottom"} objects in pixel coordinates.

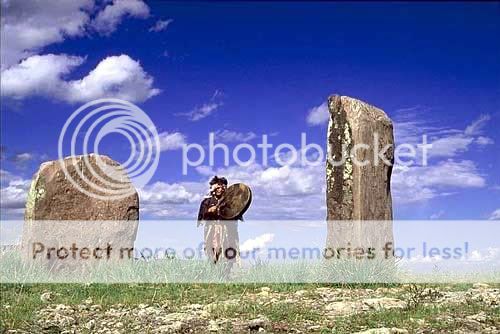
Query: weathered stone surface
[
  {"left": 24, "top": 154, "right": 139, "bottom": 220},
  {"left": 326, "top": 95, "right": 393, "bottom": 221},
  {"left": 325, "top": 95, "right": 394, "bottom": 258},
  {"left": 21, "top": 154, "right": 139, "bottom": 263}
]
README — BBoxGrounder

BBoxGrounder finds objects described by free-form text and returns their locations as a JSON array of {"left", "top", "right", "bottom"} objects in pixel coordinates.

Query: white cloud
[
  {"left": 1, "top": 0, "right": 155, "bottom": 104},
  {"left": 476, "top": 136, "right": 494, "bottom": 146},
  {"left": 427, "top": 135, "right": 474, "bottom": 158},
  {"left": 1, "top": 54, "right": 160, "bottom": 103},
  {"left": 423, "top": 114, "right": 493, "bottom": 158},
  {"left": 392, "top": 160, "right": 485, "bottom": 204},
  {"left": 178, "top": 90, "right": 223, "bottom": 121},
  {"left": 11, "top": 153, "right": 35, "bottom": 163},
  {"left": 0, "top": 178, "right": 31, "bottom": 213},
  {"left": 464, "top": 114, "right": 491, "bottom": 136},
  {"left": 0, "top": 0, "right": 150, "bottom": 69},
  {"left": 0, "top": 169, "right": 23, "bottom": 185},
  {"left": 210, "top": 163, "right": 323, "bottom": 197},
  {"left": 139, "top": 182, "right": 201, "bottom": 205},
  {"left": 306, "top": 102, "right": 329, "bottom": 126},
  {"left": 0, "top": 54, "right": 85, "bottom": 100},
  {"left": 214, "top": 130, "right": 257, "bottom": 143},
  {"left": 157, "top": 132, "right": 186, "bottom": 151},
  {"left": 134, "top": 131, "right": 186, "bottom": 158},
  {"left": 0, "top": 0, "right": 92, "bottom": 68},
  {"left": 187, "top": 103, "right": 221, "bottom": 121},
  {"left": 0, "top": 170, "right": 34, "bottom": 219},
  {"left": 65, "top": 55, "right": 160, "bottom": 103},
  {"left": 149, "top": 19, "right": 173, "bottom": 32},
  {"left": 138, "top": 181, "right": 205, "bottom": 218},
  {"left": 91, "top": 0, "right": 150, "bottom": 35},
  {"left": 240, "top": 233, "right": 275, "bottom": 252},
  {"left": 393, "top": 111, "right": 493, "bottom": 160},
  {"left": 489, "top": 209, "right": 500, "bottom": 220}
]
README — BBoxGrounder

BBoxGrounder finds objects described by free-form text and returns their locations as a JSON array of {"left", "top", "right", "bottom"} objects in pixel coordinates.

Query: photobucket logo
[
  {"left": 58, "top": 99, "right": 160, "bottom": 200},
  {"left": 182, "top": 133, "right": 431, "bottom": 174}
]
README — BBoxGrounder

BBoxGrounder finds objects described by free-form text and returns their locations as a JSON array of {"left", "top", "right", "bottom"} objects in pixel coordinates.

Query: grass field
[{"left": 1, "top": 283, "right": 499, "bottom": 333}]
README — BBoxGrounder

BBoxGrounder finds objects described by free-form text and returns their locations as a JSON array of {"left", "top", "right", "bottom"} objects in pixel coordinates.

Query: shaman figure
[{"left": 197, "top": 176, "right": 243, "bottom": 271}]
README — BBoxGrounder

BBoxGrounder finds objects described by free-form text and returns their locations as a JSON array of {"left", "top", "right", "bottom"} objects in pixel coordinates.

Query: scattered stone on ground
[
  {"left": 22, "top": 285, "right": 499, "bottom": 333},
  {"left": 352, "top": 328, "right": 409, "bottom": 334}
]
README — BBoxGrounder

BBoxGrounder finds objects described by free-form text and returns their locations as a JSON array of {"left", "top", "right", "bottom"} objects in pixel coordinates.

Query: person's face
[{"left": 214, "top": 183, "right": 226, "bottom": 197}]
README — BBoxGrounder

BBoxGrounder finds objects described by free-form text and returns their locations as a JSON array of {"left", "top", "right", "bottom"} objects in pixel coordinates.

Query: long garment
[{"left": 197, "top": 196, "right": 240, "bottom": 264}]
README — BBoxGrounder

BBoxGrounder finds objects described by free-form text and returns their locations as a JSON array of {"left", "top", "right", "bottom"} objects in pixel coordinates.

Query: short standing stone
[
  {"left": 24, "top": 154, "right": 139, "bottom": 220},
  {"left": 21, "top": 154, "right": 139, "bottom": 263},
  {"left": 325, "top": 95, "right": 394, "bottom": 261}
]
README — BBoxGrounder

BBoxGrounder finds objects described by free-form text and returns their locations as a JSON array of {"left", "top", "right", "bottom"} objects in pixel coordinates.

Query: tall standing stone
[{"left": 325, "top": 95, "right": 394, "bottom": 259}]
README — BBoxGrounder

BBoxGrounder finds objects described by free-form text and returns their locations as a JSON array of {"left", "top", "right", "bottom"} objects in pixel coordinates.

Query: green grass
[
  {"left": 2, "top": 282, "right": 494, "bottom": 332},
  {"left": 0, "top": 283, "right": 321, "bottom": 330},
  {"left": 209, "top": 297, "right": 322, "bottom": 323},
  {"left": 328, "top": 300, "right": 500, "bottom": 333}
]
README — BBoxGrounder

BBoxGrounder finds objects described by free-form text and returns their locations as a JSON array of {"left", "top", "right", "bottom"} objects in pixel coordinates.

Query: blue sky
[{"left": 1, "top": 1, "right": 499, "bottom": 222}]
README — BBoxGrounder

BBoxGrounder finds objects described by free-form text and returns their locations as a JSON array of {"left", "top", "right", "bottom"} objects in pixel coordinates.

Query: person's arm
[{"left": 197, "top": 199, "right": 208, "bottom": 226}]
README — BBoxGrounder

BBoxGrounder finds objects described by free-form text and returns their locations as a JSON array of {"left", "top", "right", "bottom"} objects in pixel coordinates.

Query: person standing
[{"left": 197, "top": 176, "right": 242, "bottom": 272}]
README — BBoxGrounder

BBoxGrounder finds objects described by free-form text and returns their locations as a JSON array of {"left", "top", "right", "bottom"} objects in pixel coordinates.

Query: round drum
[{"left": 219, "top": 183, "right": 252, "bottom": 219}]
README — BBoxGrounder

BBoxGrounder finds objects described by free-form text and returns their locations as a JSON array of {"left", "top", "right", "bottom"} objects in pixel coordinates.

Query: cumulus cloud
[
  {"left": 65, "top": 55, "right": 160, "bottom": 102},
  {"left": 0, "top": 0, "right": 92, "bottom": 68},
  {"left": 91, "top": 0, "right": 150, "bottom": 35},
  {"left": 210, "top": 163, "right": 323, "bottom": 197},
  {"left": 0, "top": 169, "right": 32, "bottom": 218},
  {"left": 139, "top": 182, "right": 201, "bottom": 205},
  {"left": 138, "top": 181, "right": 204, "bottom": 218},
  {"left": 178, "top": 90, "right": 223, "bottom": 121},
  {"left": 1, "top": 54, "right": 160, "bottom": 103},
  {"left": 0, "top": 54, "right": 84, "bottom": 99},
  {"left": 149, "top": 19, "right": 173, "bottom": 32},
  {"left": 306, "top": 102, "right": 329, "bottom": 126},
  {"left": 1, "top": 0, "right": 155, "bottom": 103},
  {"left": 0, "top": 171, "right": 31, "bottom": 219},
  {"left": 0, "top": 0, "right": 150, "bottom": 68}
]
